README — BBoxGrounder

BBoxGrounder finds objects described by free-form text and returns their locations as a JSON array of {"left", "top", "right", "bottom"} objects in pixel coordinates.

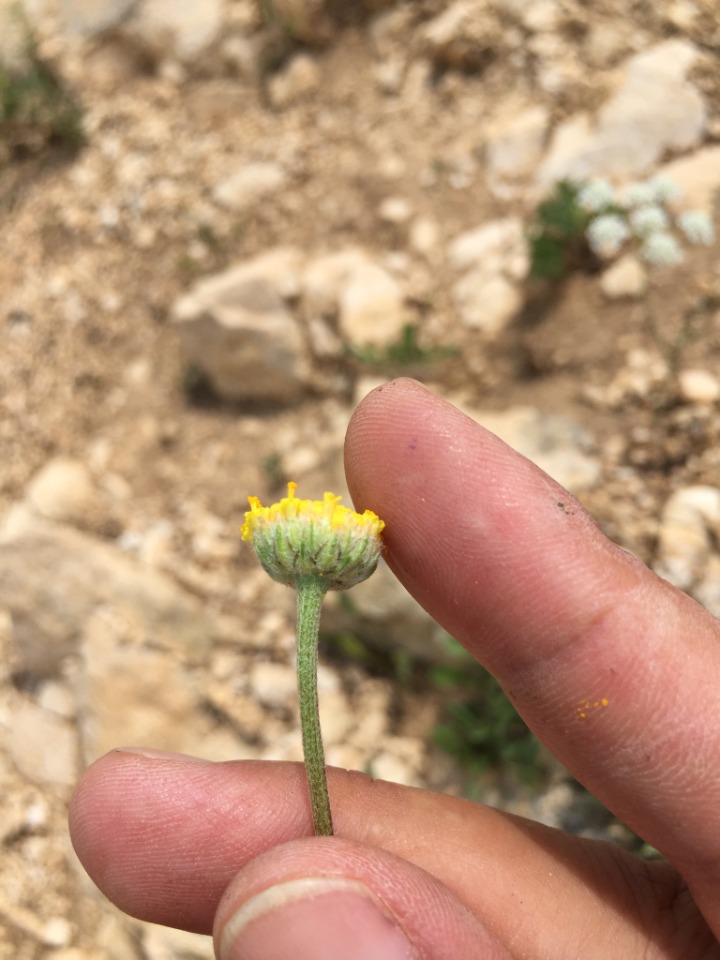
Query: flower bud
[{"left": 242, "top": 482, "right": 385, "bottom": 590}]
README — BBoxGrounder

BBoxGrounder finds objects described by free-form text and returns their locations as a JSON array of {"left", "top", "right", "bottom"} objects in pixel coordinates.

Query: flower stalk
[
  {"left": 242, "top": 482, "right": 385, "bottom": 836},
  {"left": 295, "top": 576, "right": 332, "bottom": 835}
]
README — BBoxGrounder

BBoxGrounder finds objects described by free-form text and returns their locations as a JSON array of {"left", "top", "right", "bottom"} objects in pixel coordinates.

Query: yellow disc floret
[{"left": 242, "top": 482, "right": 385, "bottom": 590}]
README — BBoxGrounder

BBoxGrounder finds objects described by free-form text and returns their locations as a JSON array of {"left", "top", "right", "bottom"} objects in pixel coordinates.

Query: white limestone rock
[
  {"left": 318, "top": 686, "right": 354, "bottom": 746},
  {"left": 423, "top": 0, "right": 476, "bottom": 51},
  {"left": 25, "top": 458, "right": 98, "bottom": 526},
  {"left": 143, "top": 925, "right": 214, "bottom": 960},
  {"left": 302, "top": 249, "right": 407, "bottom": 349},
  {"left": 0, "top": 510, "right": 225, "bottom": 680},
  {"left": 520, "top": 0, "right": 559, "bottom": 32},
  {"left": 76, "top": 610, "right": 242, "bottom": 763},
  {"left": 657, "top": 146, "right": 720, "bottom": 216},
  {"left": 600, "top": 254, "right": 647, "bottom": 300},
  {"left": 448, "top": 217, "right": 528, "bottom": 278},
  {"left": 677, "top": 369, "right": 720, "bottom": 404},
  {"left": 37, "top": 680, "right": 77, "bottom": 719},
  {"left": 371, "top": 743, "right": 423, "bottom": 787},
  {"left": 448, "top": 217, "right": 527, "bottom": 334},
  {"left": 485, "top": 104, "right": 550, "bottom": 195},
  {"left": 302, "top": 249, "right": 370, "bottom": 316},
  {"left": 61, "top": 0, "right": 223, "bottom": 66},
  {"left": 249, "top": 661, "right": 297, "bottom": 711},
  {"left": 695, "top": 554, "right": 720, "bottom": 617},
  {"left": 121, "top": 0, "right": 223, "bottom": 65},
  {"left": 338, "top": 260, "right": 407, "bottom": 348},
  {"left": 538, "top": 40, "right": 706, "bottom": 186},
  {"left": 268, "top": 53, "right": 321, "bottom": 108},
  {"left": 453, "top": 271, "right": 522, "bottom": 333},
  {"left": 654, "top": 486, "right": 720, "bottom": 591},
  {"left": 583, "top": 21, "right": 631, "bottom": 68},
  {"left": 172, "top": 248, "right": 310, "bottom": 403},
  {"left": 213, "top": 162, "right": 288, "bottom": 212},
  {"left": 378, "top": 196, "right": 413, "bottom": 225},
  {"left": 423, "top": 0, "right": 500, "bottom": 71},
  {"left": 3, "top": 699, "right": 77, "bottom": 786},
  {"left": 409, "top": 216, "right": 441, "bottom": 260},
  {"left": 59, "top": 0, "right": 135, "bottom": 36},
  {"left": 665, "top": 0, "right": 699, "bottom": 30}
]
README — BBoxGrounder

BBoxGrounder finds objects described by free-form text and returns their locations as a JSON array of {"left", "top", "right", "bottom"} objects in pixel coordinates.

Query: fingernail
[
  {"left": 219, "top": 877, "right": 416, "bottom": 960},
  {"left": 113, "top": 747, "right": 208, "bottom": 763}
]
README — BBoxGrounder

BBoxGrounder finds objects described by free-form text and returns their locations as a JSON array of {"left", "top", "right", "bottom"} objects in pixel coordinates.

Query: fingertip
[
  {"left": 348, "top": 378, "right": 431, "bottom": 425},
  {"left": 68, "top": 750, "right": 277, "bottom": 932},
  {"left": 214, "top": 837, "right": 507, "bottom": 960},
  {"left": 69, "top": 748, "right": 210, "bottom": 845},
  {"left": 68, "top": 749, "right": 121, "bottom": 852},
  {"left": 217, "top": 877, "right": 416, "bottom": 960},
  {"left": 345, "top": 378, "right": 438, "bottom": 497}
]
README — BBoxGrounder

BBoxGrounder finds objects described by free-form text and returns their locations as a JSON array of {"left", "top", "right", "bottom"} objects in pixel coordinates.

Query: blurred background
[{"left": 1, "top": 0, "right": 719, "bottom": 956}]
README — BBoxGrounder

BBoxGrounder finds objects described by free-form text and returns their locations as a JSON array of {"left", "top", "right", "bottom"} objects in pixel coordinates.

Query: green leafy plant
[
  {"left": 258, "top": 0, "right": 307, "bottom": 41},
  {"left": 261, "top": 452, "right": 286, "bottom": 491},
  {"left": 430, "top": 636, "right": 544, "bottom": 786},
  {"left": 0, "top": 23, "right": 85, "bottom": 160},
  {"left": 346, "top": 323, "right": 458, "bottom": 370},
  {"left": 324, "top": 620, "right": 543, "bottom": 787},
  {"left": 527, "top": 180, "right": 594, "bottom": 280},
  {"left": 321, "top": 624, "right": 419, "bottom": 686}
]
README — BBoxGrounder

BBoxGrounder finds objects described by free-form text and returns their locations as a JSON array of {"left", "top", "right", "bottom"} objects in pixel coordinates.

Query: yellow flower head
[{"left": 242, "top": 482, "right": 385, "bottom": 590}]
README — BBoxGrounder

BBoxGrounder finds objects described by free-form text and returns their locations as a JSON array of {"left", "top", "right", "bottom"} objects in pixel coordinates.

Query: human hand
[{"left": 69, "top": 378, "right": 720, "bottom": 959}]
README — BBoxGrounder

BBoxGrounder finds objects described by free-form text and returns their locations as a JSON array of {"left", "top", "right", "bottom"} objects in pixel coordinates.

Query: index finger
[{"left": 344, "top": 379, "right": 720, "bottom": 923}]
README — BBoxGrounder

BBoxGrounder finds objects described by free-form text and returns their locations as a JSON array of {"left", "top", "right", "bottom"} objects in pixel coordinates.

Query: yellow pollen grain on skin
[{"left": 576, "top": 697, "right": 609, "bottom": 721}]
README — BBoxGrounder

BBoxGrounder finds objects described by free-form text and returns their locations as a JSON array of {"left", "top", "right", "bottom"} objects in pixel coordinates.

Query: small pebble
[{"left": 678, "top": 369, "right": 720, "bottom": 404}]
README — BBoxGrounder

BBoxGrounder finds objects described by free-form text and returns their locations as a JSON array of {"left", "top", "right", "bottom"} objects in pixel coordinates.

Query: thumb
[{"left": 213, "top": 837, "right": 508, "bottom": 960}]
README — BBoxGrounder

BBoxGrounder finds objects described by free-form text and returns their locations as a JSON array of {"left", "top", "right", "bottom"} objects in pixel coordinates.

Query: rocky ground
[{"left": 1, "top": 0, "right": 720, "bottom": 956}]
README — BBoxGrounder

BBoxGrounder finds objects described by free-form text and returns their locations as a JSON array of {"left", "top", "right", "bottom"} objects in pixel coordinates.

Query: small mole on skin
[{"left": 408, "top": 439, "right": 417, "bottom": 450}]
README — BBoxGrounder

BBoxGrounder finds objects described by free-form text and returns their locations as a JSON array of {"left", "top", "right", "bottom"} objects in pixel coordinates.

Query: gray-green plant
[{"left": 528, "top": 176, "right": 715, "bottom": 281}]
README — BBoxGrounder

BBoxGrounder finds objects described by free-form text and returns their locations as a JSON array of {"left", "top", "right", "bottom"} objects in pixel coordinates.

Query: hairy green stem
[{"left": 295, "top": 575, "right": 332, "bottom": 836}]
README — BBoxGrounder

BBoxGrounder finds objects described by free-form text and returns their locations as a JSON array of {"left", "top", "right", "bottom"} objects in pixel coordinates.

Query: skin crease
[{"left": 69, "top": 379, "right": 720, "bottom": 958}]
